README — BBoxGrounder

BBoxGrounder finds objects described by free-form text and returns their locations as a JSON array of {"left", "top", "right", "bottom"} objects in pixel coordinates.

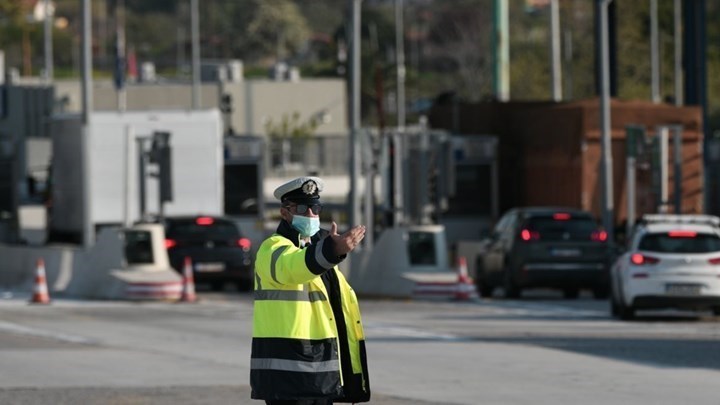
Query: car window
[
  {"left": 500, "top": 212, "right": 519, "bottom": 241},
  {"left": 166, "top": 221, "right": 240, "bottom": 240},
  {"left": 493, "top": 213, "right": 511, "bottom": 235},
  {"left": 523, "top": 216, "right": 598, "bottom": 241},
  {"left": 407, "top": 231, "right": 437, "bottom": 266},
  {"left": 124, "top": 230, "right": 154, "bottom": 264},
  {"left": 638, "top": 232, "right": 720, "bottom": 253}
]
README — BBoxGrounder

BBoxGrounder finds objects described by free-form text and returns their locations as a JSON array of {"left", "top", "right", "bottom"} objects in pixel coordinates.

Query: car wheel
[
  {"left": 610, "top": 293, "right": 620, "bottom": 317},
  {"left": 713, "top": 307, "right": 720, "bottom": 316},
  {"left": 592, "top": 286, "right": 609, "bottom": 299},
  {"left": 563, "top": 288, "right": 580, "bottom": 299},
  {"left": 474, "top": 261, "right": 494, "bottom": 298},
  {"left": 503, "top": 267, "right": 521, "bottom": 299},
  {"left": 236, "top": 280, "right": 253, "bottom": 292},
  {"left": 617, "top": 296, "right": 635, "bottom": 320}
]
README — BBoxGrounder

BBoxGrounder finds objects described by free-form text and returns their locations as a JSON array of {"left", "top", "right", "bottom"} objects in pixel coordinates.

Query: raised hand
[{"left": 330, "top": 221, "right": 366, "bottom": 256}]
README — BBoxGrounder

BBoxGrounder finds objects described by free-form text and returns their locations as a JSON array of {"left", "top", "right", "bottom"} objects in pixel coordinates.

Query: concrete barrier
[{"left": 0, "top": 227, "right": 178, "bottom": 300}]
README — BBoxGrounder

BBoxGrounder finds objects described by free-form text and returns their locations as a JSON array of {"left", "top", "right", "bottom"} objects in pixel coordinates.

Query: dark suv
[
  {"left": 162, "top": 216, "right": 254, "bottom": 291},
  {"left": 476, "top": 207, "right": 611, "bottom": 299}
]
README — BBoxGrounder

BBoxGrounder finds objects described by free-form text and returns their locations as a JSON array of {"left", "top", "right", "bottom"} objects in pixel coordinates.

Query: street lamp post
[
  {"left": 81, "top": 0, "right": 94, "bottom": 246},
  {"left": 599, "top": 0, "right": 614, "bottom": 245},
  {"left": 43, "top": 0, "right": 53, "bottom": 83}
]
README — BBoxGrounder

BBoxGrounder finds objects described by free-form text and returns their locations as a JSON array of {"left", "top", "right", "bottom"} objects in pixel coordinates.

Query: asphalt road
[{"left": 0, "top": 289, "right": 719, "bottom": 405}]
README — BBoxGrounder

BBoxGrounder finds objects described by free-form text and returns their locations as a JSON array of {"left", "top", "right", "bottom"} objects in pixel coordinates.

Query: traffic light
[
  {"left": 150, "top": 131, "right": 173, "bottom": 203},
  {"left": 220, "top": 94, "right": 233, "bottom": 114}
]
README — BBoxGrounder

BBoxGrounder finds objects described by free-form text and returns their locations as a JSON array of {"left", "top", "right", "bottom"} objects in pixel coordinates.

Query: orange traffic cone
[
  {"left": 454, "top": 256, "right": 477, "bottom": 301},
  {"left": 29, "top": 258, "right": 51, "bottom": 305},
  {"left": 179, "top": 256, "right": 197, "bottom": 303}
]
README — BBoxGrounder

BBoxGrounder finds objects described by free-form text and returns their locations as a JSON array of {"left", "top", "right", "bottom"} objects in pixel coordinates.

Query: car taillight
[
  {"left": 237, "top": 237, "right": 251, "bottom": 250},
  {"left": 708, "top": 257, "right": 720, "bottom": 265},
  {"left": 196, "top": 216, "right": 214, "bottom": 226},
  {"left": 630, "top": 253, "right": 660, "bottom": 265},
  {"left": 520, "top": 229, "right": 540, "bottom": 241},
  {"left": 591, "top": 230, "right": 608, "bottom": 242},
  {"left": 165, "top": 239, "right": 177, "bottom": 249},
  {"left": 668, "top": 230, "right": 697, "bottom": 238},
  {"left": 553, "top": 213, "right": 571, "bottom": 220}
]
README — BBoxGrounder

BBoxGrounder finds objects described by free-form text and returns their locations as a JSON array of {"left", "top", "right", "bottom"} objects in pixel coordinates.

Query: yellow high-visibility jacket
[{"left": 250, "top": 221, "right": 370, "bottom": 403}]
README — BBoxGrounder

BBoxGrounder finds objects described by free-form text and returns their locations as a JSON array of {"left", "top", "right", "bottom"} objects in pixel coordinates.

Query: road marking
[
  {"left": 0, "top": 320, "right": 97, "bottom": 345},
  {"left": 482, "top": 301, "right": 607, "bottom": 318},
  {"left": 364, "top": 322, "right": 466, "bottom": 341}
]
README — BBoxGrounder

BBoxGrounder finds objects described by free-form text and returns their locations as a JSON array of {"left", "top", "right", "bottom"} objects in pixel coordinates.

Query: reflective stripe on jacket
[{"left": 250, "top": 221, "right": 370, "bottom": 403}]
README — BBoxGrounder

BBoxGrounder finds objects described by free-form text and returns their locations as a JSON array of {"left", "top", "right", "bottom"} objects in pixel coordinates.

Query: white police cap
[{"left": 273, "top": 176, "right": 324, "bottom": 202}]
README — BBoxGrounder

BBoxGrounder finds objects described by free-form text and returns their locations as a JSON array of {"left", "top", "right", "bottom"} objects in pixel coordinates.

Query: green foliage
[
  {"left": 245, "top": 0, "right": 311, "bottom": 62},
  {"left": 265, "top": 111, "right": 321, "bottom": 139},
  {"left": 6, "top": 0, "right": 720, "bottom": 131},
  {"left": 126, "top": 12, "right": 178, "bottom": 67}
]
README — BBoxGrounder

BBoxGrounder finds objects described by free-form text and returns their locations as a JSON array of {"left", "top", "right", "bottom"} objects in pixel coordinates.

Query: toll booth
[
  {"left": 224, "top": 136, "right": 264, "bottom": 217},
  {"left": 348, "top": 225, "right": 459, "bottom": 299},
  {"left": 0, "top": 83, "right": 54, "bottom": 243},
  {"left": 115, "top": 223, "right": 183, "bottom": 300}
]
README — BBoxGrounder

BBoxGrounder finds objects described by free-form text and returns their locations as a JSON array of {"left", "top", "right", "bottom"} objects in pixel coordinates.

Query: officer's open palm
[{"left": 330, "top": 222, "right": 366, "bottom": 256}]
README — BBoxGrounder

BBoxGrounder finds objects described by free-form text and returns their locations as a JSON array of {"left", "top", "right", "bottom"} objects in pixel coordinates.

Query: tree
[
  {"left": 426, "top": 0, "right": 494, "bottom": 102},
  {"left": 0, "top": 0, "right": 35, "bottom": 76},
  {"left": 244, "top": 0, "right": 311, "bottom": 63},
  {"left": 265, "top": 111, "right": 322, "bottom": 169}
]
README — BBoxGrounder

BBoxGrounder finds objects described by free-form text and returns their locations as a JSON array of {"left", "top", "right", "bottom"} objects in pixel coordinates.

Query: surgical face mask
[{"left": 291, "top": 215, "right": 320, "bottom": 237}]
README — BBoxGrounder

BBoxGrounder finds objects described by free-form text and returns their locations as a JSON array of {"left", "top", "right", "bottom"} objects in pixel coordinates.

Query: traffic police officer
[{"left": 250, "top": 176, "right": 371, "bottom": 405}]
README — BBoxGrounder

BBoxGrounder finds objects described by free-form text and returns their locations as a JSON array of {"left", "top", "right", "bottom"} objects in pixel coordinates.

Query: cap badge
[{"left": 302, "top": 181, "right": 318, "bottom": 195}]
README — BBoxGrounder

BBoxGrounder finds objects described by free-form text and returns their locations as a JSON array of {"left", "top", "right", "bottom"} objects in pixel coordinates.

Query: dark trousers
[{"left": 265, "top": 400, "right": 332, "bottom": 405}]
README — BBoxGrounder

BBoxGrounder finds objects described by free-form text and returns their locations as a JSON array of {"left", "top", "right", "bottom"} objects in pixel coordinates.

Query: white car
[{"left": 610, "top": 214, "right": 720, "bottom": 319}]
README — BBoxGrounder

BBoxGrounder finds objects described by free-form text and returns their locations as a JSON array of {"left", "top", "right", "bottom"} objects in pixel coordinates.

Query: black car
[
  {"left": 162, "top": 215, "right": 254, "bottom": 291},
  {"left": 476, "top": 207, "right": 612, "bottom": 299}
]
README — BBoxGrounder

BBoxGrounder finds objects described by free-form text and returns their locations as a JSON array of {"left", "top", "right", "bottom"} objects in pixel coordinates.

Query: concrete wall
[
  {"left": 53, "top": 78, "right": 348, "bottom": 137},
  {"left": 0, "top": 228, "right": 126, "bottom": 299}
]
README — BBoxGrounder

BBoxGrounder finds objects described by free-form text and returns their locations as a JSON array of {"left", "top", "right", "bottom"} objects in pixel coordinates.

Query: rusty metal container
[{"left": 428, "top": 98, "right": 703, "bottom": 226}]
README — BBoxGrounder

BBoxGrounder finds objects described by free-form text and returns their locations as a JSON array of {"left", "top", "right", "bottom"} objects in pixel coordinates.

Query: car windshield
[
  {"left": 638, "top": 232, "right": 720, "bottom": 253},
  {"left": 166, "top": 221, "right": 240, "bottom": 240},
  {"left": 524, "top": 216, "right": 598, "bottom": 241}
]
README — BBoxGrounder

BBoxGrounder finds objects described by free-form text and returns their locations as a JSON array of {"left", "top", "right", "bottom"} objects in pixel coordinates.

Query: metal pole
[
  {"left": 550, "top": 0, "right": 562, "bottom": 101},
  {"left": 349, "top": 0, "right": 362, "bottom": 231},
  {"left": 137, "top": 138, "right": 147, "bottom": 220},
  {"left": 673, "top": 126, "right": 683, "bottom": 213},
  {"left": 491, "top": 143, "right": 500, "bottom": 220},
  {"left": 673, "top": 0, "right": 683, "bottom": 106},
  {"left": 43, "top": 0, "right": 53, "bottom": 83},
  {"left": 123, "top": 125, "right": 133, "bottom": 227},
  {"left": 658, "top": 126, "right": 669, "bottom": 212},
  {"left": 363, "top": 130, "right": 374, "bottom": 249},
  {"left": 395, "top": 0, "right": 406, "bottom": 129},
  {"left": 493, "top": 0, "right": 510, "bottom": 101},
  {"left": 599, "top": 0, "right": 614, "bottom": 244},
  {"left": 563, "top": 29, "right": 573, "bottom": 99},
  {"left": 81, "top": 0, "right": 94, "bottom": 247},
  {"left": 190, "top": 0, "right": 201, "bottom": 109},
  {"left": 625, "top": 126, "right": 640, "bottom": 241},
  {"left": 650, "top": 0, "right": 660, "bottom": 103},
  {"left": 116, "top": 0, "right": 126, "bottom": 111},
  {"left": 393, "top": 132, "right": 404, "bottom": 225},
  {"left": 394, "top": 0, "right": 405, "bottom": 227},
  {"left": 626, "top": 154, "right": 636, "bottom": 241}
]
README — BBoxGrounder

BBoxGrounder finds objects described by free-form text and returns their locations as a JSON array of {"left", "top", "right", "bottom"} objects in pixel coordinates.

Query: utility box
[{"left": 48, "top": 110, "right": 224, "bottom": 244}]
